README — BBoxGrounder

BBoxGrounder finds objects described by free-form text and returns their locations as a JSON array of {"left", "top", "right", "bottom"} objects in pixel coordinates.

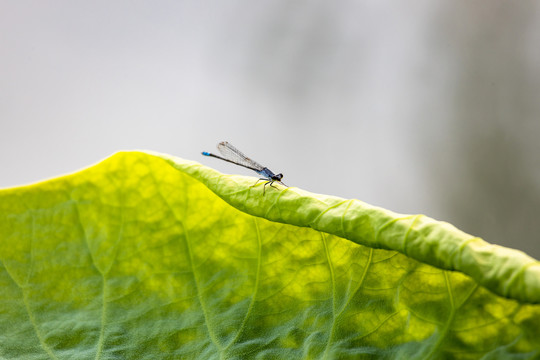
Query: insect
[{"left": 202, "top": 141, "right": 287, "bottom": 194}]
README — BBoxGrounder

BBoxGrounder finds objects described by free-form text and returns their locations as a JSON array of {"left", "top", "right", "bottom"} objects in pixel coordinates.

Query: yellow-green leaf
[{"left": 1, "top": 151, "right": 539, "bottom": 359}]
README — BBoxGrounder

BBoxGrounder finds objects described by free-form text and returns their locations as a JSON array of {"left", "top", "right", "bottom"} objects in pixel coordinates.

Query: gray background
[{"left": 1, "top": 1, "right": 539, "bottom": 259}]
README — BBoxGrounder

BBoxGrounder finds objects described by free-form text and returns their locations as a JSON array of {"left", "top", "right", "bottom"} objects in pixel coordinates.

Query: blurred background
[{"left": 1, "top": 1, "right": 539, "bottom": 258}]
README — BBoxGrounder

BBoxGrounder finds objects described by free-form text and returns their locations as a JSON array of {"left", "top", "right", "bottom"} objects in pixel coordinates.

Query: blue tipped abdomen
[{"left": 202, "top": 152, "right": 211, "bottom": 156}]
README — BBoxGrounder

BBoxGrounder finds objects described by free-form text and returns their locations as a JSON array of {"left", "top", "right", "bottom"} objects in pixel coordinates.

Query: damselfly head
[{"left": 273, "top": 173, "right": 284, "bottom": 181}]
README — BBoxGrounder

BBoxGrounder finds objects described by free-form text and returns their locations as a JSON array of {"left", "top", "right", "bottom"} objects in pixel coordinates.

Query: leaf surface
[{"left": 1, "top": 151, "right": 539, "bottom": 359}]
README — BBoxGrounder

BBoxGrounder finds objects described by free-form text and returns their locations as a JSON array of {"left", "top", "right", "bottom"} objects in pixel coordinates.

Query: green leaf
[{"left": 1, "top": 150, "right": 539, "bottom": 359}]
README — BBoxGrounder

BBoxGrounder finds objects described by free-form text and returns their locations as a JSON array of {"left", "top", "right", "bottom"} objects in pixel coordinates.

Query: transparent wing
[{"left": 216, "top": 142, "right": 265, "bottom": 171}]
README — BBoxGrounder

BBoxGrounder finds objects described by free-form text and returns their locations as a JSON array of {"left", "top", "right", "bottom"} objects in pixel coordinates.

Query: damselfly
[{"left": 202, "top": 141, "right": 287, "bottom": 194}]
